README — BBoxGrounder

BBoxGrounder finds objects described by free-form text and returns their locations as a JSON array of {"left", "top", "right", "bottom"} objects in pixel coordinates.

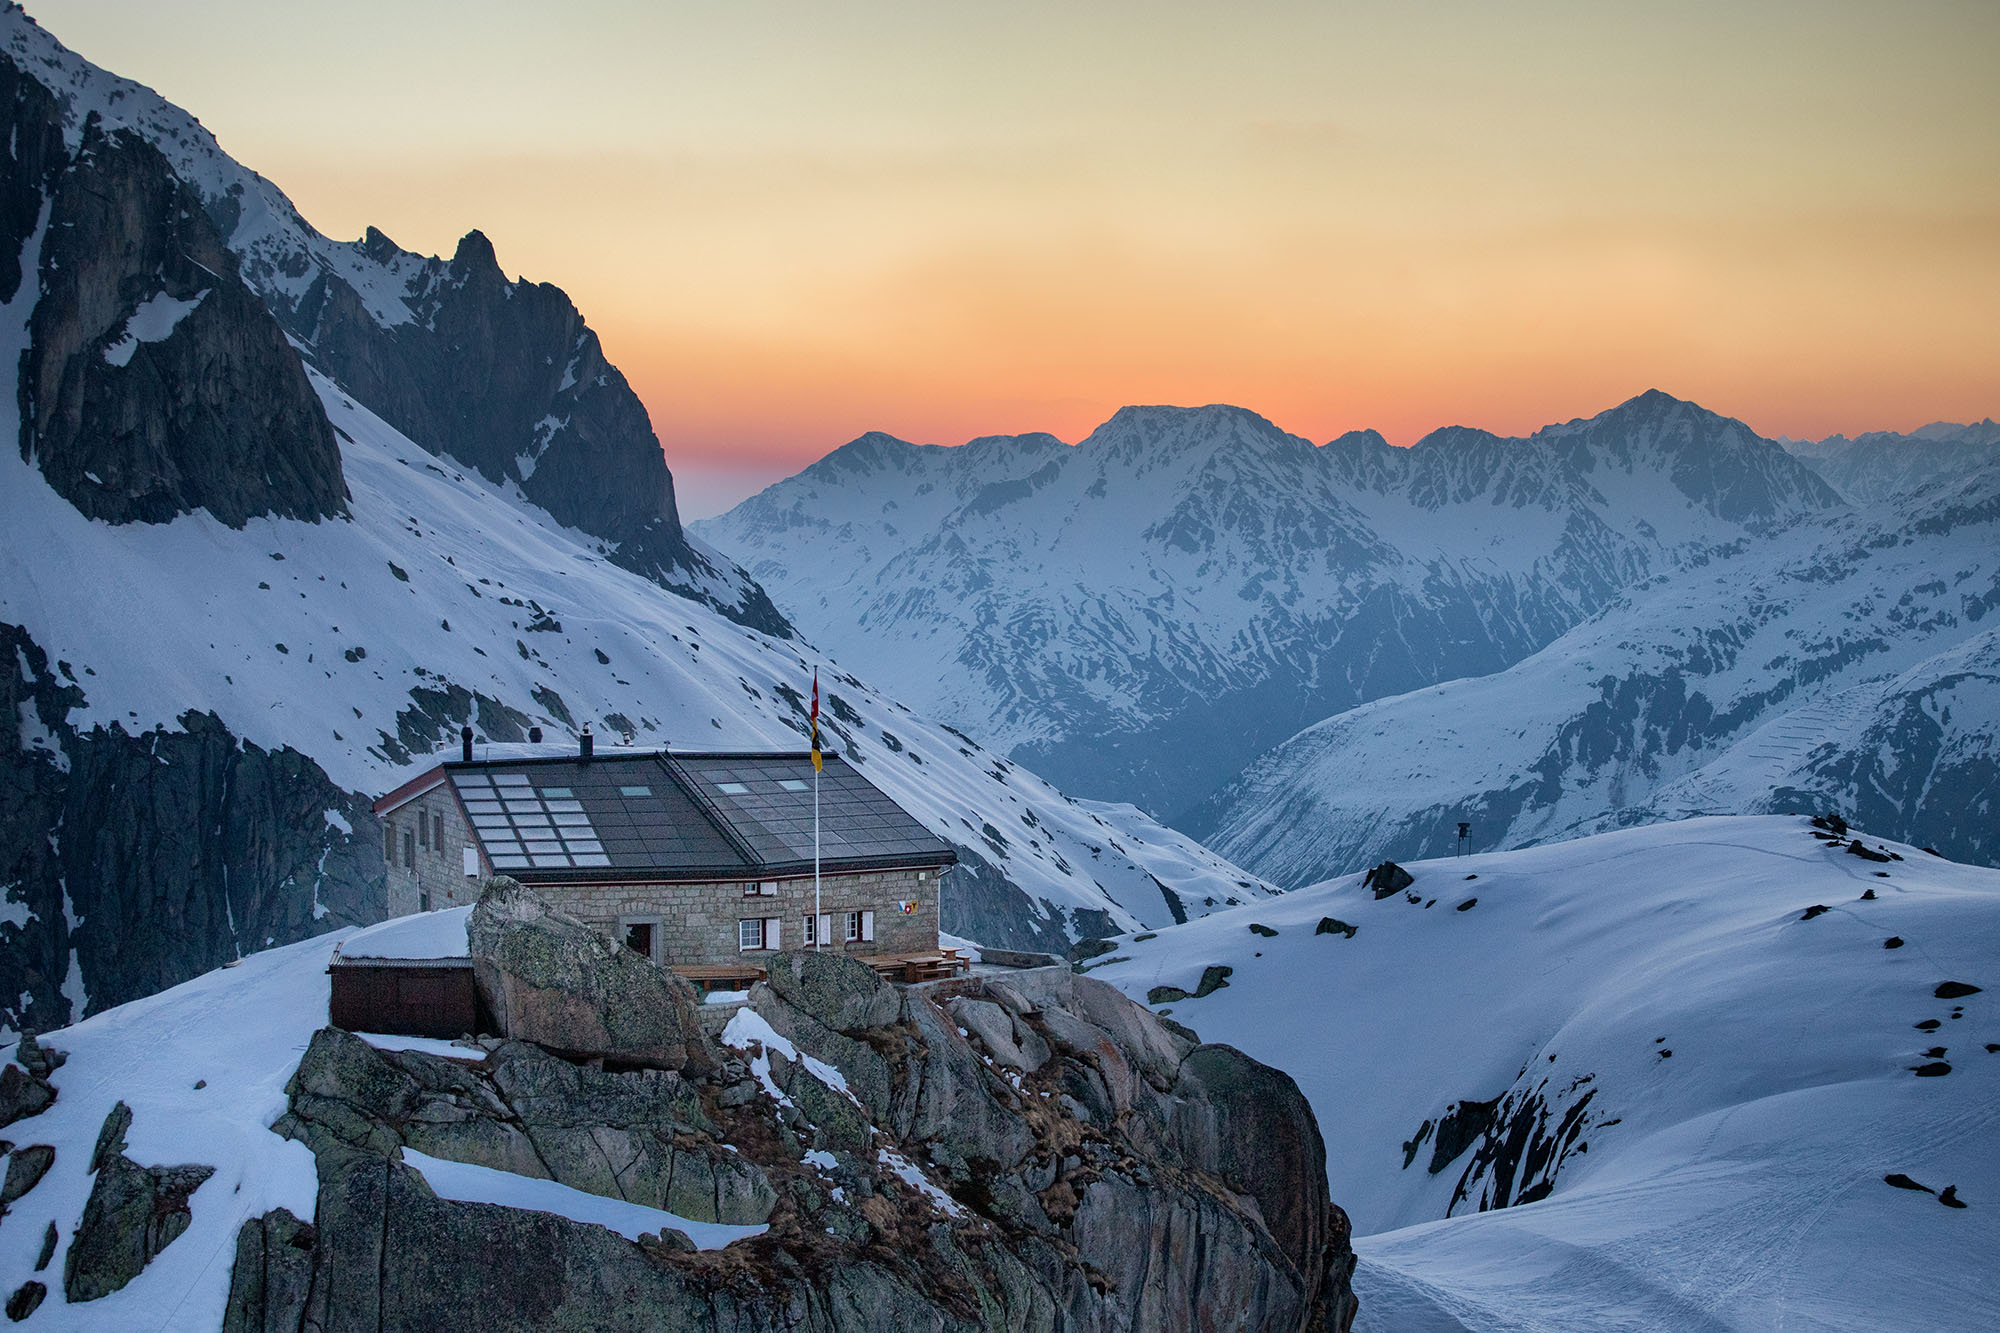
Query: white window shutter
[
  {"left": 860, "top": 910, "right": 875, "bottom": 942},
  {"left": 462, "top": 847, "right": 479, "bottom": 878},
  {"left": 765, "top": 917, "right": 782, "bottom": 950},
  {"left": 818, "top": 913, "right": 832, "bottom": 946}
]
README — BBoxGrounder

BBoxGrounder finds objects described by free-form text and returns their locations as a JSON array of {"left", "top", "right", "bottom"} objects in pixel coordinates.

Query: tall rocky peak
[
  {"left": 7, "top": 70, "right": 348, "bottom": 528},
  {"left": 277, "top": 222, "right": 789, "bottom": 635}
]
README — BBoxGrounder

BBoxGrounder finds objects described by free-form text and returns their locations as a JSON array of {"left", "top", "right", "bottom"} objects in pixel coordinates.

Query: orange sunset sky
[{"left": 28, "top": 0, "right": 2000, "bottom": 515}]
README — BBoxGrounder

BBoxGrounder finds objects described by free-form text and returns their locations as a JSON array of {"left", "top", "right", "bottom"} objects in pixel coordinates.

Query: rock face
[
  {"left": 467, "top": 878, "right": 712, "bottom": 1074},
  {"left": 65, "top": 1103, "right": 214, "bottom": 1302},
  {"left": 0, "top": 625, "right": 380, "bottom": 1028},
  {"left": 7, "top": 59, "right": 348, "bottom": 528},
  {"left": 269, "top": 222, "right": 789, "bottom": 635},
  {"left": 231, "top": 914, "right": 1356, "bottom": 1330}
]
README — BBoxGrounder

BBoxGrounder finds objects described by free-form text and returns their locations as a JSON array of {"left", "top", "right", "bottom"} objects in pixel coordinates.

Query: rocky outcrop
[
  {"left": 7, "top": 55, "right": 348, "bottom": 528},
  {"left": 467, "top": 878, "right": 712, "bottom": 1074},
  {"left": 232, "top": 912, "right": 1356, "bottom": 1331},
  {"left": 65, "top": 1103, "right": 214, "bottom": 1302}
]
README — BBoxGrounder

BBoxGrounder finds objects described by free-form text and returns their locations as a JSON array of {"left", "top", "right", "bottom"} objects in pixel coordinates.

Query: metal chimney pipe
[
  {"left": 460, "top": 725, "right": 474, "bottom": 763},
  {"left": 528, "top": 726, "right": 543, "bottom": 744},
  {"left": 579, "top": 724, "right": 594, "bottom": 763}
]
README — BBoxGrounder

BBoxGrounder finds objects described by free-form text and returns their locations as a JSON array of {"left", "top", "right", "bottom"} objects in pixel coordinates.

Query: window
[
  {"left": 743, "top": 881, "right": 777, "bottom": 897},
  {"left": 619, "top": 785, "right": 651, "bottom": 797},
  {"left": 801, "top": 914, "right": 815, "bottom": 946},
  {"left": 402, "top": 829, "right": 415, "bottom": 869},
  {"left": 624, "top": 921, "right": 655, "bottom": 960},
  {"left": 778, "top": 779, "right": 808, "bottom": 792},
  {"left": 739, "top": 918, "right": 780, "bottom": 951},
  {"left": 432, "top": 812, "right": 444, "bottom": 852},
  {"left": 383, "top": 823, "right": 395, "bottom": 863},
  {"left": 418, "top": 809, "right": 428, "bottom": 850},
  {"left": 845, "top": 911, "right": 862, "bottom": 943},
  {"left": 716, "top": 781, "right": 748, "bottom": 795},
  {"left": 803, "top": 914, "right": 831, "bottom": 946}
]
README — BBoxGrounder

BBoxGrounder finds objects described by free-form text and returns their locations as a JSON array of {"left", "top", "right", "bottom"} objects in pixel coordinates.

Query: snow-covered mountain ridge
[
  {"left": 1785, "top": 418, "right": 2000, "bottom": 507},
  {"left": 698, "top": 392, "right": 1845, "bottom": 818},
  {"left": 1191, "top": 457, "right": 2000, "bottom": 884},
  {"left": 1, "top": 3, "right": 779, "bottom": 629},
  {"left": 1088, "top": 816, "right": 2000, "bottom": 1328},
  {"left": 0, "top": 4, "right": 1270, "bottom": 1038}
]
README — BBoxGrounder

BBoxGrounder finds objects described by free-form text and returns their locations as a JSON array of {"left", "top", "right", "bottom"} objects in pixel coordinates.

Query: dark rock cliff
[
  {"left": 274, "top": 225, "right": 790, "bottom": 636},
  {"left": 0, "top": 625, "right": 380, "bottom": 1030},
  {"left": 7, "top": 59, "right": 348, "bottom": 528}
]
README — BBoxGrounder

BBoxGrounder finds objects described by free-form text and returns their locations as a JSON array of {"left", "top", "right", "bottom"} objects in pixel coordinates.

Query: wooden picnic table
[
  {"left": 860, "top": 951, "right": 970, "bottom": 984},
  {"left": 671, "top": 963, "right": 767, "bottom": 995}
]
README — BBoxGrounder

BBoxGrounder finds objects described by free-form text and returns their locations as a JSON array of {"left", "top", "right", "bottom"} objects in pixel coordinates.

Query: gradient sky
[{"left": 27, "top": 0, "right": 2000, "bottom": 515}]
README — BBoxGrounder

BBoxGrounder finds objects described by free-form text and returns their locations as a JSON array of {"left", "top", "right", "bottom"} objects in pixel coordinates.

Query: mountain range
[
  {"left": 697, "top": 391, "right": 1847, "bottom": 820},
  {"left": 1189, "top": 454, "right": 2000, "bottom": 884}
]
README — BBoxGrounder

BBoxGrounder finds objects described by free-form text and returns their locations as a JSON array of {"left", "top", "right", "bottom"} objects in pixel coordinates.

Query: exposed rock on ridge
[
  {"left": 228, "top": 887, "right": 1356, "bottom": 1330},
  {"left": 6, "top": 54, "right": 348, "bottom": 528}
]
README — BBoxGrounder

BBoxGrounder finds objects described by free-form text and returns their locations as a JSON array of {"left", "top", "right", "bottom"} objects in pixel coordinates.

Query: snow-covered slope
[
  {"left": 0, "top": 349, "right": 1269, "bottom": 992},
  {"left": 1193, "top": 462, "right": 2000, "bottom": 884},
  {"left": 1788, "top": 419, "right": 2000, "bottom": 506},
  {"left": 698, "top": 393, "right": 1844, "bottom": 817},
  {"left": 1089, "top": 817, "right": 2000, "bottom": 1329}
]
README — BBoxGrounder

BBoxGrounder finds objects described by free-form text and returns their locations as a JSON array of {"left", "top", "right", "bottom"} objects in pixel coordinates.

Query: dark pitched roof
[{"left": 434, "top": 749, "right": 953, "bottom": 883}]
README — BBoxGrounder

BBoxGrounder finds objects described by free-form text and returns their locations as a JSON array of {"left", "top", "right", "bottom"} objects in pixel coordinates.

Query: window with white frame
[
  {"left": 845, "top": 910, "right": 874, "bottom": 943},
  {"left": 739, "top": 917, "right": 781, "bottom": 951},
  {"left": 743, "top": 880, "right": 778, "bottom": 897}
]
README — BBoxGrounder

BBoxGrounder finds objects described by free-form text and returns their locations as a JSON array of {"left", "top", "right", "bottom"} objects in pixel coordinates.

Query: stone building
[{"left": 371, "top": 742, "right": 954, "bottom": 967}]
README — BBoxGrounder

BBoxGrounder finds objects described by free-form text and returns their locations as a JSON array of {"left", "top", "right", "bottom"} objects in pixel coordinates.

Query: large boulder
[
  {"left": 762, "top": 949, "right": 903, "bottom": 1033},
  {"left": 468, "top": 878, "right": 712, "bottom": 1073}
]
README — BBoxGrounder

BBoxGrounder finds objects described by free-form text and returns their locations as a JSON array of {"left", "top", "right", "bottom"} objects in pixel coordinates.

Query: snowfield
[
  {"left": 1090, "top": 816, "right": 1999, "bottom": 1330},
  {"left": 0, "top": 932, "right": 345, "bottom": 1331},
  {"left": 1, "top": 818, "right": 1990, "bottom": 1328}
]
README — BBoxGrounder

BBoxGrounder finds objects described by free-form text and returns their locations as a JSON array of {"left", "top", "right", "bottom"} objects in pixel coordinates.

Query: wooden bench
[{"left": 671, "top": 963, "right": 767, "bottom": 996}]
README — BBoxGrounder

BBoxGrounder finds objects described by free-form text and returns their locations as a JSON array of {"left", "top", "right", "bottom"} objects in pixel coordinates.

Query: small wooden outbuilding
[{"left": 327, "top": 906, "right": 483, "bottom": 1039}]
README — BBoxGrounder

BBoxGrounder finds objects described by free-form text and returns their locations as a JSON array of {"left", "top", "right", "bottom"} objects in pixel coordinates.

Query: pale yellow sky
[{"left": 26, "top": 1, "right": 2000, "bottom": 513}]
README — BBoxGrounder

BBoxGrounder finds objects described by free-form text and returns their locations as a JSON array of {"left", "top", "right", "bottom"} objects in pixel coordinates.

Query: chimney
[
  {"left": 460, "top": 725, "right": 474, "bottom": 763},
  {"left": 528, "top": 725, "right": 543, "bottom": 744},
  {"left": 579, "top": 723, "right": 594, "bottom": 763}
]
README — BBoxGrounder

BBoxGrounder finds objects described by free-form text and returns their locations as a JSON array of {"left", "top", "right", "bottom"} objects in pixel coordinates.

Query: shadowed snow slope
[
  {"left": 1193, "top": 462, "right": 2000, "bottom": 883},
  {"left": 1091, "top": 816, "right": 1999, "bottom": 1330}
]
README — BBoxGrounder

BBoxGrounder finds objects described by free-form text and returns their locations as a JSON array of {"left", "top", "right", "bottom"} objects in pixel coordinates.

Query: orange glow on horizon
[{"left": 22, "top": 0, "right": 2000, "bottom": 513}]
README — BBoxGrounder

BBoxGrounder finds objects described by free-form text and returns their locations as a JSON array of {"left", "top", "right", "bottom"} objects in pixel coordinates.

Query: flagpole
[
  {"left": 812, "top": 669, "right": 822, "bottom": 951},
  {"left": 813, "top": 761, "right": 821, "bottom": 951}
]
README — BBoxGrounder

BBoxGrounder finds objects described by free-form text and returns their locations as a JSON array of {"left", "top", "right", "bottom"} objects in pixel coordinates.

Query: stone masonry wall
[
  {"left": 382, "top": 786, "right": 480, "bottom": 916},
  {"left": 551, "top": 866, "right": 940, "bottom": 967}
]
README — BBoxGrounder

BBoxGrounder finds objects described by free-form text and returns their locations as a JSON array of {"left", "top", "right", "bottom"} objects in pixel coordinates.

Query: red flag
[{"left": 810, "top": 670, "right": 822, "bottom": 772}]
